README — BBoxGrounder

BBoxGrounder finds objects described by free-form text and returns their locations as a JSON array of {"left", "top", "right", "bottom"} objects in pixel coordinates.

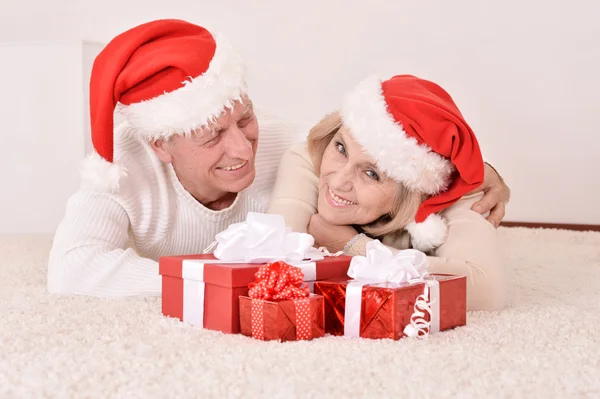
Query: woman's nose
[{"left": 328, "top": 167, "right": 353, "bottom": 192}]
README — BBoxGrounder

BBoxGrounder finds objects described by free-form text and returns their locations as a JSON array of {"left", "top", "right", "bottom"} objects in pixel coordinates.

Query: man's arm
[
  {"left": 470, "top": 162, "right": 511, "bottom": 227},
  {"left": 47, "top": 191, "right": 161, "bottom": 297},
  {"left": 343, "top": 193, "right": 507, "bottom": 312}
]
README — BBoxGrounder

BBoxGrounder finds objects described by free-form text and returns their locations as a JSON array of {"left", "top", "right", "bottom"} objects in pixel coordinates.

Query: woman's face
[{"left": 317, "top": 126, "right": 398, "bottom": 226}]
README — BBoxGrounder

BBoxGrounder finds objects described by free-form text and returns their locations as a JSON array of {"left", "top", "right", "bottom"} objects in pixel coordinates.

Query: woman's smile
[{"left": 325, "top": 185, "right": 357, "bottom": 207}]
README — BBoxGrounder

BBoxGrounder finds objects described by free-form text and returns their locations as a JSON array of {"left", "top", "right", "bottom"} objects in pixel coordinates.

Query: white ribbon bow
[
  {"left": 343, "top": 240, "right": 440, "bottom": 339},
  {"left": 347, "top": 240, "right": 428, "bottom": 283},
  {"left": 203, "top": 212, "right": 336, "bottom": 263}
]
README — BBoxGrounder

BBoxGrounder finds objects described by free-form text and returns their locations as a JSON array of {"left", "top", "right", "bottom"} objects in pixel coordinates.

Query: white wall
[
  {"left": 0, "top": 0, "right": 77, "bottom": 42},
  {"left": 81, "top": 42, "right": 106, "bottom": 155},
  {"left": 1, "top": 0, "right": 599, "bottom": 233},
  {"left": 0, "top": 42, "right": 84, "bottom": 233}
]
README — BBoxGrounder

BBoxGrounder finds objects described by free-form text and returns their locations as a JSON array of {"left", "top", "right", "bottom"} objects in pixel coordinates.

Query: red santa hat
[
  {"left": 82, "top": 19, "right": 247, "bottom": 192},
  {"left": 341, "top": 74, "right": 485, "bottom": 252}
]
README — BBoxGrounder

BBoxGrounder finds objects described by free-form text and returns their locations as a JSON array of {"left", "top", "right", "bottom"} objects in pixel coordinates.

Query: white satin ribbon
[
  {"left": 346, "top": 240, "right": 428, "bottom": 282},
  {"left": 343, "top": 240, "right": 440, "bottom": 338},
  {"left": 200, "top": 212, "right": 342, "bottom": 291},
  {"left": 343, "top": 281, "right": 372, "bottom": 337},
  {"left": 180, "top": 259, "right": 320, "bottom": 329},
  {"left": 203, "top": 212, "right": 334, "bottom": 263},
  {"left": 181, "top": 258, "right": 239, "bottom": 327},
  {"left": 182, "top": 259, "right": 205, "bottom": 327}
]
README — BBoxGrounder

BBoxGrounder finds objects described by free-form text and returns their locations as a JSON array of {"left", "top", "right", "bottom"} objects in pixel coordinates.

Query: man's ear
[{"left": 149, "top": 139, "right": 173, "bottom": 163}]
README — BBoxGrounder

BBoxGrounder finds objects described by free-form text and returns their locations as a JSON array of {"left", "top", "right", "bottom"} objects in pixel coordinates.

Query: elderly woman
[{"left": 267, "top": 74, "right": 510, "bottom": 311}]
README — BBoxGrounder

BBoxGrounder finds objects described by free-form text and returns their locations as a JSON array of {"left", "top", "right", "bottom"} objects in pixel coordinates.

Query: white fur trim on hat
[
  {"left": 405, "top": 214, "right": 448, "bottom": 252},
  {"left": 116, "top": 33, "right": 247, "bottom": 141},
  {"left": 341, "top": 75, "right": 454, "bottom": 195},
  {"left": 80, "top": 152, "right": 127, "bottom": 193}
]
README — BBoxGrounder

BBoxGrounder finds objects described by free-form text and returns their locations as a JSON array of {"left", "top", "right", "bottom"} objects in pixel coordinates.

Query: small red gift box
[
  {"left": 314, "top": 274, "right": 467, "bottom": 340},
  {"left": 239, "top": 262, "right": 325, "bottom": 341},
  {"left": 239, "top": 295, "right": 325, "bottom": 341},
  {"left": 159, "top": 253, "right": 350, "bottom": 334}
]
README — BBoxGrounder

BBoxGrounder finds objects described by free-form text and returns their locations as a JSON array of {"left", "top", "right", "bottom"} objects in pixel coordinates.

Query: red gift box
[
  {"left": 314, "top": 274, "right": 466, "bottom": 340},
  {"left": 159, "top": 253, "right": 351, "bottom": 334},
  {"left": 239, "top": 261, "right": 325, "bottom": 341},
  {"left": 239, "top": 294, "right": 325, "bottom": 341}
]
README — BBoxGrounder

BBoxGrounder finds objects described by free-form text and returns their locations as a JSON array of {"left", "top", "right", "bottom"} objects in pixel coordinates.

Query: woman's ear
[{"left": 149, "top": 139, "right": 173, "bottom": 163}]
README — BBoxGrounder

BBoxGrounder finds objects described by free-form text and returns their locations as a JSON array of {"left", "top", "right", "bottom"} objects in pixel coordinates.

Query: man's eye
[
  {"left": 238, "top": 116, "right": 253, "bottom": 127},
  {"left": 200, "top": 130, "right": 223, "bottom": 146},
  {"left": 365, "top": 170, "right": 380, "bottom": 181}
]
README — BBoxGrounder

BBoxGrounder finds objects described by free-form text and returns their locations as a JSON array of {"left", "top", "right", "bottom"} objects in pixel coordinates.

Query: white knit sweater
[{"left": 47, "top": 111, "right": 305, "bottom": 297}]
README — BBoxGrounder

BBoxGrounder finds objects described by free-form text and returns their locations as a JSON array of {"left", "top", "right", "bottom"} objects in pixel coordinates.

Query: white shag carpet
[{"left": 1, "top": 227, "right": 599, "bottom": 398}]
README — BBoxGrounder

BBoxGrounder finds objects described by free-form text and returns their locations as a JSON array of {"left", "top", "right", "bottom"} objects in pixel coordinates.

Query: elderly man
[{"left": 47, "top": 19, "right": 510, "bottom": 297}]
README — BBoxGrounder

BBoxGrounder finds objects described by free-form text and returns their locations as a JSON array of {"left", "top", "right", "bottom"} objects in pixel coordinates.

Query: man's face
[{"left": 152, "top": 97, "right": 259, "bottom": 209}]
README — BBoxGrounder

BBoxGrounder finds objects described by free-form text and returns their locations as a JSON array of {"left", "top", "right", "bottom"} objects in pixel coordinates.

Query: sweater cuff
[{"left": 343, "top": 233, "right": 373, "bottom": 256}]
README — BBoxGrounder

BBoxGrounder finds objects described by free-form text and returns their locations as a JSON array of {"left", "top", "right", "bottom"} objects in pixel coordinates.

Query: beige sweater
[{"left": 267, "top": 142, "right": 507, "bottom": 311}]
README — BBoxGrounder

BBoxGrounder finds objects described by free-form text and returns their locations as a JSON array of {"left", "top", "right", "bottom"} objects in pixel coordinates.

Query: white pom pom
[
  {"left": 80, "top": 152, "right": 127, "bottom": 193},
  {"left": 406, "top": 213, "right": 448, "bottom": 252}
]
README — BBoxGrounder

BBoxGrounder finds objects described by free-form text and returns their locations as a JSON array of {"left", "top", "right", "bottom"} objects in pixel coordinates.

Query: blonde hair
[{"left": 307, "top": 112, "right": 423, "bottom": 238}]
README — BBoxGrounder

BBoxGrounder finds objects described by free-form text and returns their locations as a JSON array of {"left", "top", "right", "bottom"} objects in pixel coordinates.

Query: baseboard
[{"left": 500, "top": 222, "right": 600, "bottom": 232}]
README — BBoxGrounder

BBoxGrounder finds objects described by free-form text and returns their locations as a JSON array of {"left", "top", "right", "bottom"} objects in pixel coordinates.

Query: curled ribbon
[
  {"left": 202, "top": 212, "right": 338, "bottom": 263},
  {"left": 343, "top": 240, "right": 439, "bottom": 339},
  {"left": 402, "top": 277, "right": 440, "bottom": 339},
  {"left": 248, "top": 261, "right": 310, "bottom": 301}
]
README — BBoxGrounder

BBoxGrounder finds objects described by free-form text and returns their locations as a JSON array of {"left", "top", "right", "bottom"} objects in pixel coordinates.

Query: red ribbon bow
[{"left": 248, "top": 261, "right": 310, "bottom": 301}]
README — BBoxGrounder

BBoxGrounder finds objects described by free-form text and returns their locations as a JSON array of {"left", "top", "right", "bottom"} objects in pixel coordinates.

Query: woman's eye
[
  {"left": 335, "top": 141, "right": 346, "bottom": 155},
  {"left": 366, "top": 170, "right": 380, "bottom": 181}
]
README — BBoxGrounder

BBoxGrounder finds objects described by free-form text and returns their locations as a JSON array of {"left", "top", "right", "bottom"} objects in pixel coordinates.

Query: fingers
[
  {"left": 471, "top": 188, "right": 500, "bottom": 214},
  {"left": 486, "top": 202, "right": 505, "bottom": 228},
  {"left": 471, "top": 187, "right": 506, "bottom": 228}
]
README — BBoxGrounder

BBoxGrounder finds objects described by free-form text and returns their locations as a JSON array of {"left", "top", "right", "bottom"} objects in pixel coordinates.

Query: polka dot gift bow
[
  {"left": 248, "top": 261, "right": 310, "bottom": 301},
  {"left": 239, "top": 261, "right": 325, "bottom": 342}
]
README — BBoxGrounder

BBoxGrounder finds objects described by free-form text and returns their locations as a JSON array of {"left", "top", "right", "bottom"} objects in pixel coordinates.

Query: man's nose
[{"left": 223, "top": 127, "right": 253, "bottom": 159}]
